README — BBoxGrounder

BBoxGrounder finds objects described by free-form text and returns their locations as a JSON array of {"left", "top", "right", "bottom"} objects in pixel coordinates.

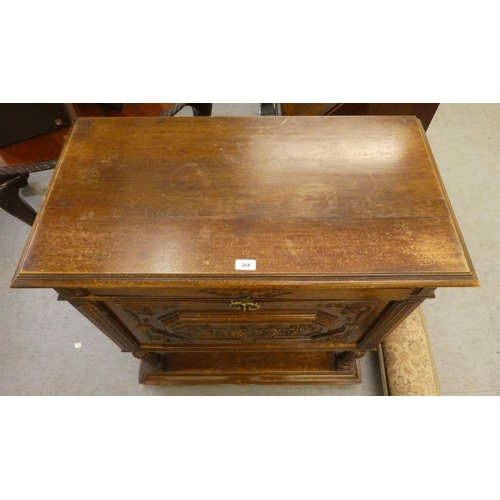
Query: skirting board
[{"left": 379, "top": 307, "right": 441, "bottom": 396}]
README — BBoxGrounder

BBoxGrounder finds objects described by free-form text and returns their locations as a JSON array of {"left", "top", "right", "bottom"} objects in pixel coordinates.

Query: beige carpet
[{"left": 380, "top": 307, "right": 440, "bottom": 396}]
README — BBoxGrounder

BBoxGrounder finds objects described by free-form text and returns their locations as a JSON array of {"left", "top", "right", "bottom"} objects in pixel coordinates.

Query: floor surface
[
  {"left": 1, "top": 103, "right": 497, "bottom": 395},
  {"left": 423, "top": 104, "right": 500, "bottom": 395}
]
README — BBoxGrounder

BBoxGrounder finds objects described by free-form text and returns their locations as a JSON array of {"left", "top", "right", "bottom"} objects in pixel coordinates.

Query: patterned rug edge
[{"left": 379, "top": 306, "right": 441, "bottom": 396}]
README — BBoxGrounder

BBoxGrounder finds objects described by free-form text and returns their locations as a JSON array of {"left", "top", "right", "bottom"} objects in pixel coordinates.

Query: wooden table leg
[{"left": 0, "top": 174, "right": 37, "bottom": 226}]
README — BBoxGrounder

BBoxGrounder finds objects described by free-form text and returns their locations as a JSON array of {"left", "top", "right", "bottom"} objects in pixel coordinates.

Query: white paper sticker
[
  {"left": 235, "top": 259, "right": 256, "bottom": 271},
  {"left": 74, "top": 343, "right": 82, "bottom": 349}
]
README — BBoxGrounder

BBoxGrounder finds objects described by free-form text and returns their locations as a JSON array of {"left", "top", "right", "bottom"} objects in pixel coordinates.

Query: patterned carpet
[{"left": 380, "top": 307, "right": 440, "bottom": 396}]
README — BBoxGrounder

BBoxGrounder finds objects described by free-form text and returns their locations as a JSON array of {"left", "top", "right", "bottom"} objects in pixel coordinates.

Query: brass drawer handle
[{"left": 229, "top": 300, "right": 260, "bottom": 312}]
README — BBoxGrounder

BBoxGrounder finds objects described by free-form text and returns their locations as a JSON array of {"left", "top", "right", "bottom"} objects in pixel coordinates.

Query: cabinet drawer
[
  {"left": 105, "top": 298, "right": 388, "bottom": 348},
  {"left": 79, "top": 286, "right": 412, "bottom": 302}
]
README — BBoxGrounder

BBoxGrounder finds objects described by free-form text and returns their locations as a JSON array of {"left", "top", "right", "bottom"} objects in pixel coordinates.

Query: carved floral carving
[
  {"left": 172, "top": 323, "right": 322, "bottom": 338},
  {"left": 135, "top": 323, "right": 189, "bottom": 344},
  {"left": 117, "top": 300, "right": 375, "bottom": 345},
  {"left": 121, "top": 303, "right": 176, "bottom": 323},
  {"left": 199, "top": 288, "right": 291, "bottom": 299},
  {"left": 317, "top": 302, "right": 375, "bottom": 322},
  {"left": 310, "top": 325, "right": 354, "bottom": 343}
]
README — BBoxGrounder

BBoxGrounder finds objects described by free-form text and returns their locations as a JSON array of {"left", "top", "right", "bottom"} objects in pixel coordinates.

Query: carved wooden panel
[
  {"left": 170, "top": 322, "right": 323, "bottom": 341},
  {"left": 121, "top": 303, "right": 176, "bottom": 324},
  {"left": 316, "top": 302, "right": 375, "bottom": 322},
  {"left": 109, "top": 299, "right": 380, "bottom": 347}
]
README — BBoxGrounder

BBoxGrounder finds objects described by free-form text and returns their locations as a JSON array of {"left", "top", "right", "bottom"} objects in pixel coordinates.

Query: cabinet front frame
[{"left": 58, "top": 287, "right": 434, "bottom": 354}]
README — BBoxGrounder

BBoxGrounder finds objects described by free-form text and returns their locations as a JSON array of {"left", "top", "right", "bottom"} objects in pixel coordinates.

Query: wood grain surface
[{"left": 12, "top": 116, "right": 477, "bottom": 289}]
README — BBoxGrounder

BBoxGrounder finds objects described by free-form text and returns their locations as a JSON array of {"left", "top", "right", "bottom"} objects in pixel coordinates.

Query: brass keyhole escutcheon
[{"left": 229, "top": 300, "right": 260, "bottom": 312}]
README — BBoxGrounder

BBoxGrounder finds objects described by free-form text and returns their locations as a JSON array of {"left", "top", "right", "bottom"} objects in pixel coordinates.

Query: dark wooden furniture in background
[
  {"left": 0, "top": 104, "right": 212, "bottom": 226},
  {"left": 279, "top": 103, "right": 440, "bottom": 131},
  {"left": 11, "top": 116, "right": 478, "bottom": 384},
  {"left": 0, "top": 104, "right": 71, "bottom": 148}
]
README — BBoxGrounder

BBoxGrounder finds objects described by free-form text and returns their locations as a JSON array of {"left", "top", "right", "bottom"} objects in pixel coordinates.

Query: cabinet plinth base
[{"left": 138, "top": 350, "right": 361, "bottom": 385}]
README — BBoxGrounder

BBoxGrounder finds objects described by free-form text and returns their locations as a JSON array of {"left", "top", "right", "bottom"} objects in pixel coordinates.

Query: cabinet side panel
[
  {"left": 68, "top": 300, "right": 140, "bottom": 352},
  {"left": 358, "top": 298, "right": 426, "bottom": 350}
]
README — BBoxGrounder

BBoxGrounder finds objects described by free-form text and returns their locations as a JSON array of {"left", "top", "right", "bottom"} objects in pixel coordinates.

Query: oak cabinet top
[{"left": 12, "top": 116, "right": 478, "bottom": 289}]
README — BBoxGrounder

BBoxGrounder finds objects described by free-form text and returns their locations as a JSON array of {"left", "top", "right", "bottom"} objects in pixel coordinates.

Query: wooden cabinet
[
  {"left": 64, "top": 292, "right": 389, "bottom": 347},
  {"left": 280, "top": 103, "right": 439, "bottom": 130},
  {"left": 12, "top": 116, "right": 477, "bottom": 385}
]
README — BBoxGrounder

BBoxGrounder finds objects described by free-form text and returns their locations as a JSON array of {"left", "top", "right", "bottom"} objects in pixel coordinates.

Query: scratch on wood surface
[
  {"left": 369, "top": 173, "right": 381, "bottom": 188},
  {"left": 219, "top": 148, "right": 242, "bottom": 164},
  {"left": 76, "top": 201, "right": 87, "bottom": 236},
  {"left": 77, "top": 221, "right": 86, "bottom": 237},
  {"left": 258, "top": 117, "right": 291, "bottom": 130}
]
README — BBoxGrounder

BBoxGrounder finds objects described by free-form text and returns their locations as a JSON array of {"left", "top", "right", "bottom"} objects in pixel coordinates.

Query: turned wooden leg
[
  {"left": 337, "top": 350, "right": 367, "bottom": 370},
  {"left": 133, "top": 352, "right": 166, "bottom": 371},
  {"left": 0, "top": 174, "right": 37, "bottom": 226}
]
